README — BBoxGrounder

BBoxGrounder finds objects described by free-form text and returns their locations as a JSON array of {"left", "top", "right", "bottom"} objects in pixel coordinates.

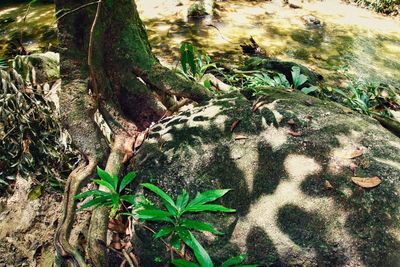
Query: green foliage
[
  {"left": 75, "top": 167, "right": 137, "bottom": 218},
  {"left": 332, "top": 80, "right": 399, "bottom": 116},
  {"left": 0, "top": 67, "right": 77, "bottom": 191},
  {"left": 178, "top": 42, "right": 220, "bottom": 82},
  {"left": 0, "top": 58, "right": 8, "bottom": 69},
  {"left": 291, "top": 66, "right": 308, "bottom": 90},
  {"left": 138, "top": 184, "right": 236, "bottom": 267},
  {"left": 353, "top": 0, "right": 399, "bottom": 15},
  {"left": 171, "top": 253, "right": 258, "bottom": 267},
  {"left": 246, "top": 73, "right": 290, "bottom": 89}
]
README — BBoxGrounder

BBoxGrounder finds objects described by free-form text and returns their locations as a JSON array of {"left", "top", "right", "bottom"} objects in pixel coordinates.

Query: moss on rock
[{"left": 131, "top": 89, "right": 400, "bottom": 266}]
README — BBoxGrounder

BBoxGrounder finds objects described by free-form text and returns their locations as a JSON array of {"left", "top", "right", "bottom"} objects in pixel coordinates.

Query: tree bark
[{"left": 54, "top": 0, "right": 212, "bottom": 265}]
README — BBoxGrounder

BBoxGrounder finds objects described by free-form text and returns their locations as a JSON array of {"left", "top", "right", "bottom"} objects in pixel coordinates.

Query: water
[{"left": 1, "top": 0, "right": 399, "bottom": 87}]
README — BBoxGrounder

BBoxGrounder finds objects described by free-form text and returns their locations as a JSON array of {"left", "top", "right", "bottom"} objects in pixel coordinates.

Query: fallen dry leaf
[
  {"left": 287, "top": 119, "right": 296, "bottom": 125},
  {"left": 230, "top": 120, "right": 241, "bottom": 132},
  {"left": 342, "top": 107, "right": 353, "bottom": 113},
  {"left": 134, "top": 129, "right": 149, "bottom": 150},
  {"left": 351, "top": 176, "right": 382, "bottom": 188},
  {"left": 252, "top": 101, "right": 266, "bottom": 112},
  {"left": 234, "top": 134, "right": 248, "bottom": 140},
  {"left": 350, "top": 149, "right": 364, "bottom": 159},
  {"left": 324, "top": 180, "right": 333, "bottom": 189},
  {"left": 334, "top": 149, "right": 364, "bottom": 159},
  {"left": 108, "top": 219, "right": 126, "bottom": 233},
  {"left": 288, "top": 130, "right": 302, "bottom": 137}
]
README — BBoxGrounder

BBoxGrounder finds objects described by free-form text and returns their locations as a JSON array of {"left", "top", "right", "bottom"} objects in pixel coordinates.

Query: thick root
[
  {"left": 87, "top": 135, "right": 134, "bottom": 266},
  {"left": 54, "top": 159, "right": 97, "bottom": 267}
]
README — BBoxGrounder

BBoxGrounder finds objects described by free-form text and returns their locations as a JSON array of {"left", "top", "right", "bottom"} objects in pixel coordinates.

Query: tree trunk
[{"left": 53, "top": 0, "right": 212, "bottom": 265}]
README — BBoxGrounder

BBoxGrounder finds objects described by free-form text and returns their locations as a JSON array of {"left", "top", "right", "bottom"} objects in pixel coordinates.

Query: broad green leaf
[
  {"left": 180, "top": 43, "right": 189, "bottom": 73},
  {"left": 119, "top": 171, "right": 137, "bottom": 193},
  {"left": 185, "top": 204, "right": 236, "bottom": 213},
  {"left": 176, "top": 190, "right": 190, "bottom": 211},
  {"left": 178, "top": 229, "right": 213, "bottom": 267},
  {"left": 221, "top": 254, "right": 246, "bottom": 267},
  {"left": 187, "top": 44, "right": 197, "bottom": 75},
  {"left": 154, "top": 226, "right": 174, "bottom": 239},
  {"left": 137, "top": 209, "right": 173, "bottom": 222},
  {"left": 181, "top": 219, "right": 223, "bottom": 235},
  {"left": 120, "top": 194, "right": 136, "bottom": 205},
  {"left": 75, "top": 189, "right": 109, "bottom": 199},
  {"left": 301, "top": 86, "right": 318, "bottom": 95},
  {"left": 170, "top": 233, "right": 181, "bottom": 250},
  {"left": 172, "top": 259, "right": 200, "bottom": 267},
  {"left": 291, "top": 66, "right": 308, "bottom": 89},
  {"left": 204, "top": 79, "right": 212, "bottom": 89},
  {"left": 186, "top": 189, "right": 231, "bottom": 209},
  {"left": 142, "top": 183, "right": 178, "bottom": 215},
  {"left": 93, "top": 179, "right": 115, "bottom": 193},
  {"left": 96, "top": 166, "right": 117, "bottom": 191},
  {"left": 78, "top": 195, "right": 111, "bottom": 211}
]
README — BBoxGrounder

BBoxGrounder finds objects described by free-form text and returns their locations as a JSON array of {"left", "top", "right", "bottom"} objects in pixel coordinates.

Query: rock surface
[
  {"left": 13, "top": 52, "right": 59, "bottom": 84},
  {"left": 131, "top": 89, "right": 400, "bottom": 266}
]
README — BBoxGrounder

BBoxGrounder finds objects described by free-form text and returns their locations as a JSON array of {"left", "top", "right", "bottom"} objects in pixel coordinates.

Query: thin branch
[
  {"left": 88, "top": 0, "right": 103, "bottom": 97},
  {"left": 56, "top": 1, "right": 100, "bottom": 22}
]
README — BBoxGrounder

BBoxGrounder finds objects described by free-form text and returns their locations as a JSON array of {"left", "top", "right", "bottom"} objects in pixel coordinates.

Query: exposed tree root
[{"left": 54, "top": 159, "right": 97, "bottom": 267}]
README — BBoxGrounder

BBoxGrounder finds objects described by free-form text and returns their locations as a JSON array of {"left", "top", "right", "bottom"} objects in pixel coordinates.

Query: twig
[
  {"left": 56, "top": 1, "right": 100, "bottom": 22},
  {"left": 88, "top": 0, "right": 103, "bottom": 97},
  {"left": 122, "top": 249, "right": 135, "bottom": 267}
]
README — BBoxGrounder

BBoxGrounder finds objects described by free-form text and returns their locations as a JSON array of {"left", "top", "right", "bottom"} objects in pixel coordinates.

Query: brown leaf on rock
[
  {"left": 351, "top": 176, "right": 382, "bottom": 188},
  {"left": 324, "top": 180, "right": 333, "bottom": 189},
  {"left": 134, "top": 128, "right": 149, "bottom": 150},
  {"left": 230, "top": 120, "right": 241, "bottom": 132},
  {"left": 342, "top": 107, "right": 353, "bottom": 113},
  {"left": 288, "top": 130, "right": 302, "bottom": 137},
  {"left": 350, "top": 149, "right": 363, "bottom": 159},
  {"left": 234, "top": 134, "right": 248, "bottom": 140},
  {"left": 287, "top": 119, "right": 295, "bottom": 125},
  {"left": 108, "top": 219, "right": 126, "bottom": 233},
  {"left": 252, "top": 101, "right": 266, "bottom": 112}
]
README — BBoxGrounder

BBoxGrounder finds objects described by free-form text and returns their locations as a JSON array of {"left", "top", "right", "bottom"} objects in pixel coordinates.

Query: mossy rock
[
  {"left": 130, "top": 89, "right": 400, "bottom": 266},
  {"left": 187, "top": 1, "right": 208, "bottom": 17},
  {"left": 13, "top": 52, "right": 59, "bottom": 84}
]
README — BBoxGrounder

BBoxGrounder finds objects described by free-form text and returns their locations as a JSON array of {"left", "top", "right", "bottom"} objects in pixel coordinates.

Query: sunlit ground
[{"left": 0, "top": 0, "right": 399, "bottom": 86}]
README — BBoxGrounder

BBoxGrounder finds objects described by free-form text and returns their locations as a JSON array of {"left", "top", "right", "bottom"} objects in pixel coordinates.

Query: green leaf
[
  {"left": 176, "top": 190, "right": 190, "bottom": 211},
  {"left": 119, "top": 171, "right": 137, "bottom": 193},
  {"left": 177, "top": 229, "right": 213, "bottom": 267},
  {"left": 93, "top": 179, "right": 115, "bottom": 193},
  {"left": 120, "top": 194, "right": 136, "bottom": 205},
  {"left": 142, "top": 183, "right": 178, "bottom": 215},
  {"left": 180, "top": 43, "right": 197, "bottom": 75},
  {"left": 97, "top": 166, "right": 117, "bottom": 191},
  {"left": 185, "top": 204, "right": 236, "bottom": 213},
  {"left": 154, "top": 226, "right": 174, "bottom": 239},
  {"left": 291, "top": 66, "right": 308, "bottom": 89},
  {"left": 204, "top": 79, "right": 212, "bottom": 89},
  {"left": 137, "top": 209, "right": 174, "bottom": 222},
  {"left": 301, "top": 86, "right": 318, "bottom": 95},
  {"left": 75, "top": 189, "right": 109, "bottom": 199},
  {"left": 172, "top": 259, "right": 200, "bottom": 267},
  {"left": 170, "top": 233, "right": 181, "bottom": 250},
  {"left": 181, "top": 219, "right": 223, "bottom": 235},
  {"left": 180, "top": 43, "right": 189, "bottom": 74},
  {"left": 78, "top": 195, "right": 111, "bottom": 211},
  {"left": 186, "top": 189, "right": 231, "bottom": 209},
  {"left": 221, "top": 254, "right": 246, "bottom": 267}
]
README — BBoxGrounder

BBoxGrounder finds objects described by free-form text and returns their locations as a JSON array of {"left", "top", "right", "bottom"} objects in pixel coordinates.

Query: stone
[{"left": 131, "top": 89, "right": 400, "bottom": 266}]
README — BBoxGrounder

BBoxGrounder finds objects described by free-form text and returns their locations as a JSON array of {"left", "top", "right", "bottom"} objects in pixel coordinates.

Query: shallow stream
[{"left": 1, "top": 0, "right": 399, "bottom": 86}]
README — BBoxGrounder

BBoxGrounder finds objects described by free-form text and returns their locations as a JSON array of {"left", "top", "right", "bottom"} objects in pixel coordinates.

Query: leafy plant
[
  {"left": 0, "top": 66, "right": 77, "bottom": 191},
  {"left": 172, "top": 253, "right": 258, "bottom": 267},
  {"left": 291, "top": 66, "right": 308, "bottom": 90},
  {"left": 136, "top": 184, "right": 236, "bottom": 267},
  {"left": 75, "top": 167, "right": 137, "bottom": 218},
  {"left": 178, "top": 42, "right": 220, "bottom": 82},
  {"left": 246, "top": 73, "right": 290, "bottom": 89},
  {"left": 0, "top": 58, "right": 8, "bottom": 69}
]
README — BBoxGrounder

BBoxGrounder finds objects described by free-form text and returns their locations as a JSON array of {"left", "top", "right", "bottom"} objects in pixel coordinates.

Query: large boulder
[
  {"left": 13, "top": 52, "right": 59, "bottom": 84},
  {"left": 131, "top": 89, "right": 400, "bottom": 266}
]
